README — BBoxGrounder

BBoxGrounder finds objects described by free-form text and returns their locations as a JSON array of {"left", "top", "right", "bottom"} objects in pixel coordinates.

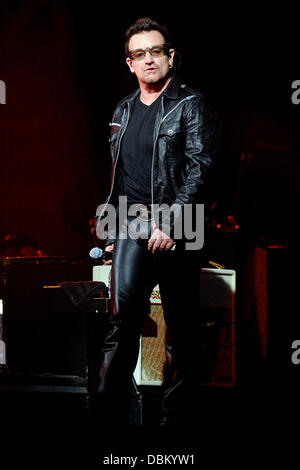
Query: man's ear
[
  {"left": 168, "top": 49, "right": 175, "bottom": 66},
  {"left": 126, "top": 57, "right": 135, "bottom": 74}
]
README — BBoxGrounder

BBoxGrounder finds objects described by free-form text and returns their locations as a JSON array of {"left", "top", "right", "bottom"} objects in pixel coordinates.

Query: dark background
[
  {"left": 0, "top": 2, "right": 299, "bottom": 460},
  {"left": 0, "top": 0, "right": 299, "bottom": 256}
]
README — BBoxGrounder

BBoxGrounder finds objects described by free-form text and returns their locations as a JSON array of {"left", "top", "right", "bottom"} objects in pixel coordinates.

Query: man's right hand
[{"left": 103, "top": 243, "right": 114, "bottom": 265}]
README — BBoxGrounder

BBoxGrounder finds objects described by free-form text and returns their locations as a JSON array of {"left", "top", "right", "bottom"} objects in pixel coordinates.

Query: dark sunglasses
[{"left": 128, "top": 44, "right": 169, "bottom": 61}]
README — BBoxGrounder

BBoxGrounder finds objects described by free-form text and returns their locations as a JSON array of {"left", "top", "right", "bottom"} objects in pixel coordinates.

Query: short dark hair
[{"left": 124, "top": 17, "right": 173, "bottom": 56}]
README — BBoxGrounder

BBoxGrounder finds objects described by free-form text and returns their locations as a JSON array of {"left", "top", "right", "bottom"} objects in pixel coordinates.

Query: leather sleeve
[{"left": 174, "top": 96, "right": 220, "bottom": 207}]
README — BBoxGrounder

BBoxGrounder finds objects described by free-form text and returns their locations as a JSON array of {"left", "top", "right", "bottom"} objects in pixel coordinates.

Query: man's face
[{"left": 126, "top": 30, "right": 174, "bottom": 86}]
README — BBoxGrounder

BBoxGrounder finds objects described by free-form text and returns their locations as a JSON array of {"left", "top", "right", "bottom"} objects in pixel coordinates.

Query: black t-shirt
[{"left": 119, "top": 94, "right": 162, "bottom": 205}]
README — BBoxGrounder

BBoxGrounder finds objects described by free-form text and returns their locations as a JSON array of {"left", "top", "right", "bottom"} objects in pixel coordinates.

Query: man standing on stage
[{"left": 95, "top": 17, "right": 220, "bottom": 427}]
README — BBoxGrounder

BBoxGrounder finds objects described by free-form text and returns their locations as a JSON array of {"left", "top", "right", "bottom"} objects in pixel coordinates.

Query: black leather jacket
[{"left": 98, "top": 74, "right": 220, "bottom": 241}]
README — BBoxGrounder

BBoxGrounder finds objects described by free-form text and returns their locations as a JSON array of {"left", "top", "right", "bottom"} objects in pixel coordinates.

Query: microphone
[{"left": 89, "top": 247, "right": 103, "bottom": 259}]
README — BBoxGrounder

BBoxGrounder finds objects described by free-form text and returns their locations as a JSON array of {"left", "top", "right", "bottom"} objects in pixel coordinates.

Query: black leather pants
[{"left": 93, "top": 233, "right": 205, "bottom": 426}]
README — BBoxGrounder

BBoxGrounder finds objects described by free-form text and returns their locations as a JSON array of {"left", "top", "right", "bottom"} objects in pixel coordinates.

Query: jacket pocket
[{"left": 158, "top": 122, "right": 185, "bottom": 160}]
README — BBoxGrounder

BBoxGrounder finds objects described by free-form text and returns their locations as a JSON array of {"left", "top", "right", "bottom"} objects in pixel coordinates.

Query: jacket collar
[{"left": 163, "top": 74, "right": 182, "bottom": 100}]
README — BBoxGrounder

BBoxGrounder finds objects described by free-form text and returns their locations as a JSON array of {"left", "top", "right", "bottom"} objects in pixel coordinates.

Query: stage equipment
[
  {"left": 93, "top": 265, "right": 236, "bottom": 388},
  {"left": 0, "top": 256, "right": 97, "bottom": 379}
]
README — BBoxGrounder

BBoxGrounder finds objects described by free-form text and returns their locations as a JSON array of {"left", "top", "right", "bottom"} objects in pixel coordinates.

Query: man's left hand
[{"left": 148, "top": 224, "right": 174, "bottom": 253}]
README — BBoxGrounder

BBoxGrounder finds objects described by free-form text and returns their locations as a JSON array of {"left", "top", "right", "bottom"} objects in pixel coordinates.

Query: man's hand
[
  {"left": 103, "top": 243, "right": 114, "bottom": 265},
  {"left": 148, "top": 223, "right": 174, "bottom": 254}
]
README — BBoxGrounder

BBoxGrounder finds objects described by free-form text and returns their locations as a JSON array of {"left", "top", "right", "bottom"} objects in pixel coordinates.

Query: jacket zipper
[
  {"left": 97, "top": 103, "right": 131, "bottom": 221},
  {"left": 151, "top": 97, "right": 165, "bottom": 225}
]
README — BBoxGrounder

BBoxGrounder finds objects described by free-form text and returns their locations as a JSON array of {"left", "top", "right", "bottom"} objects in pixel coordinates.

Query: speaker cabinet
[{"left": 93, "top": 266, "right": 236, "bottom": 388}]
